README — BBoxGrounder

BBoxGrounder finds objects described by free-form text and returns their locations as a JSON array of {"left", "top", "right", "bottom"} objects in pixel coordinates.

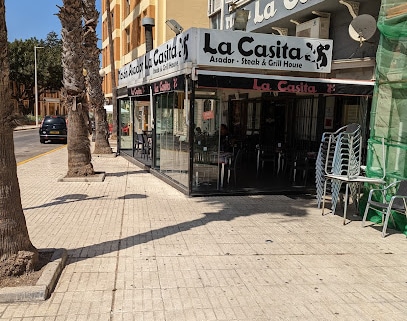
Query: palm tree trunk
[
  {"left": 0, "top": 0, "right": 38, "bottom": 277},
  {"left": 59, "top": 0, "right": 94, "bottom": 177},
  {"left": 106, "top": 0, "right": 118, "bottom": 140},
  {"left": 83, "top": 0, "right": 111, "bottom": 154}
]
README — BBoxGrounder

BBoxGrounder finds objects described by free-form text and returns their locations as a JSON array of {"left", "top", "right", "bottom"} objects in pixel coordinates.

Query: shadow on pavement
[
  {"left": 66, "top": 195, "right": 314, "bottom": 263},
  {"left": 23, "top": 194, "right": 107, "bottom": 211}
]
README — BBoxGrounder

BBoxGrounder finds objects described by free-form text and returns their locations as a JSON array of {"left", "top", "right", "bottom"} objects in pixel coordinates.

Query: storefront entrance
[
  {"left": 115, "top": 27, "right": 375, "bottom": 196},
  {"left": 190, "top": 93, "right": 313, "bottom": 195},
  {"left": 190, "top": 90, "right": 370, "bottom": 195},
  {"left": 117, "top": 85, "right": 371, "bottom": 196}
]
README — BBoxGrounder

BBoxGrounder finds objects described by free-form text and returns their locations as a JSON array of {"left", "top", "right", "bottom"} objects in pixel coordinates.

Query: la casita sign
[
  {"left": 253, "top": 78, "right": 335, "bottom": 94},
  {"left": 197, "top": 73, "right": 373, "bottom": 96},
  {"left": 200, "top": 29, "right": 332, "bottom": 73},
  {"left": 118, "top": 28, "right": 333, "bottom": 87}
]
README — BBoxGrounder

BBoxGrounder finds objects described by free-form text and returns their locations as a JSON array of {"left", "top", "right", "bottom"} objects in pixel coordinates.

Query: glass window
[
  {"left": 155, "top": 92, "right": 189, "bottom": 188},
  {"left": 192, "top": 98, "right": 221, "bottom": 191},
  {"left": 119, "top": 99, "right": 132, "bottom": 150},
  {"left": 125, "top": 27, "right": 130, "bottom": 53},
  {"left": 210, "top": 14, "right": 221, "bottom": 30},
  {"left": 295, "top": 98, "right": 318, "bottom": 142},
  {"left": 246, "top": 100, "right": 261, "bottom": 135},
  {"left": 125, "top": 0, "right": 130, "bottom": 16}
]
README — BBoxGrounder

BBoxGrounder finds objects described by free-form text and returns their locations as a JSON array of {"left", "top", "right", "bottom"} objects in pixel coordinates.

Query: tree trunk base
[
  {"left": 93, "top": 146, "right": 112, "bottom": 154},
  {"left": 0, "top": 251, "right": 39, "bottom": 278},
  {"left": 66, "top": 164, "right": 95, "bottom": 177}
]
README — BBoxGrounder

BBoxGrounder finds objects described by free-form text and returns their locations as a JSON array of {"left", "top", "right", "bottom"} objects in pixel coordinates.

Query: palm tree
[
  {"left": 105, "top": 0, "right": 118, "bottom": 140},
  {"left": 0, "top": 0, "right": 38, "bottom": 277},
  {"left": 83, "top": 0, "right": 111, "bottom": 154},
  {"left": 58, "top": 0, "right": 94, "bottom": 177}
]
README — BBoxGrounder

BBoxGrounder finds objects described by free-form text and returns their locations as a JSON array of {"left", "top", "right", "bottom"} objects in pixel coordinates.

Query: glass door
[
  {"left": 119, "top": 99, "right": 132, "bottom": 151},
  {"left": 155, "top": 92, "right": 189, "bottom": 188},
  {"left": 192, "top": 98, "right": 220, "bottom": 191}
]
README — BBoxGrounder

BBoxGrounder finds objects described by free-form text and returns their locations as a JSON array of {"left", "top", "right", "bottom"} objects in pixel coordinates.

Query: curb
[
  {"left": 57, "top": 171, "right": 106, "bottom": 182},
  {"left": 92, "top": 152, "right": 117, "bottom": 158},
  {"left": 0, "top": 248, "right": 67, "bottom": 303}
]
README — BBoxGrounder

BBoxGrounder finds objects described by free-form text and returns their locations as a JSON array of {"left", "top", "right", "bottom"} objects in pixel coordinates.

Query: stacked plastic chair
[
  {"left": 319, "top": 124, "right": 387, "bottom": 224},
  {"left": 327, "top": 124, "right": 362, "bottom": 215},
  {"left": 315, "top": 125, "right": 348, "bottom": 208}
]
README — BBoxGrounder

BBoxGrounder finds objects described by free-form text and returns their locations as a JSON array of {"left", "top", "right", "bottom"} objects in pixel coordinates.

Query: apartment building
[
  {"left": 10, "top": 81, "right": 65, "bottom": 121},
  {"left": 100, "top": 0, "right": 209, "bottom": 102}
]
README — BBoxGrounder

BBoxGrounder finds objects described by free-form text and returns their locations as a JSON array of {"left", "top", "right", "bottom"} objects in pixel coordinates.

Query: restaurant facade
[{"left": 115, "top": 0, "right": 381, "bottom": 196}]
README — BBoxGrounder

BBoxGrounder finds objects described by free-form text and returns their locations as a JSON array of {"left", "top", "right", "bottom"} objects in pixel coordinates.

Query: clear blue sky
[{"left": 5, "top": 0, "right": 101, "bottom": 42}]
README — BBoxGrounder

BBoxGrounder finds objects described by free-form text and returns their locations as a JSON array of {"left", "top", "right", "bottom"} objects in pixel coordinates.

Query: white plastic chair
[
  {"left": 321, "top": 124, "right": 361, "bottom": 218},
  {"left": 315, "top": 125, "right": 348, "bottom": 208},
  {"left": 362, "top": 180, "right": 407, "bottom": 237},
  {"left": 322, "top": 132, "right": 387, "bottom": 224}
]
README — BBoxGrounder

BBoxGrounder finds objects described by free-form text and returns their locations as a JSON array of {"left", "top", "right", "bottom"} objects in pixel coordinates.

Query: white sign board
[
  {"left": 196, "top": 29, "right": 332, "bottom": 73},
  {"left": 118, "top": 36, "right": 193, "bottom": 87},
  {"left": 118, "top": 28, "right": 333, "bottom": 87}
]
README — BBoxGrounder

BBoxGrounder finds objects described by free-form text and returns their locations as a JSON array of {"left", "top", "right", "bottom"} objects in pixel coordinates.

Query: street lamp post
[{"left": 34, "top": 46, "right": 44, "bottom": 127}]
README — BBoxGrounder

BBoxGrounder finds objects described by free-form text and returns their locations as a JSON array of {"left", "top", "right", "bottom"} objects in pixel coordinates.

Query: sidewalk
[
  {"left": 0, "top": 143, "right": 406, "bottom": 320},
  {"left": 14, "top": 125, "right": 39, "bottom": 131}
]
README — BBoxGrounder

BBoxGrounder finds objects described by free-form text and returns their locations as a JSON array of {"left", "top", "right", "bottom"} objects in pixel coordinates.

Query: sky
[{"left": 5, "top": 0, "right": 102, "bottom": 42}]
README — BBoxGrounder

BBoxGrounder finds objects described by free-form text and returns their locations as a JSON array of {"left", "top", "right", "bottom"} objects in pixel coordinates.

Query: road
[{"left": 13, "top": 128, "right": 66, "bottom": 164}]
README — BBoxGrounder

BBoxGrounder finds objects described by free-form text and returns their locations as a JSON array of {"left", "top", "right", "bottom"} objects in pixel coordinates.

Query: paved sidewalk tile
[{"left": 0, "top": 145, "right": 406, "bottom": 320}]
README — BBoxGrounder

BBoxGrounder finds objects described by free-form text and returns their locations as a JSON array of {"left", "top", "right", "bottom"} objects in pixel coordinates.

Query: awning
[
  {"left": 151, "top": 74, "right": 185, "bottom": 95},
  {"left": 196, "top": 70, "right": 374, "bottom": 96},
  {"left": 128, "top": 84, "right": 150, "bottom": 100}
]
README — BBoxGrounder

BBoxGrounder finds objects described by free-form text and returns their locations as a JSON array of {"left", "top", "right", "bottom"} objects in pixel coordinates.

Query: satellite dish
[
  {"left": 349, "top": 14, "right": 377, "bottom": 43},
  {"left": 165, "top": 19, "right": 184, "bottom": 35}
]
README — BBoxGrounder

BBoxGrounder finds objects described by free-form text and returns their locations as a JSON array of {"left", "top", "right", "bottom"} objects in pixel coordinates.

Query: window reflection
[
  {"left": 119, "top": 99, "right": 132, "bottom": 150},
  {"left": 155, "top": 92, "right": 189, "bottom": 187}
]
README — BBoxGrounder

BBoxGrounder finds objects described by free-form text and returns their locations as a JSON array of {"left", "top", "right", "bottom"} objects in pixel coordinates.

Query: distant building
[
  {"left": 10, "top": 81, "right": 65, "bottom": 120},
  {"left": 41, "top": 90, "right": 65, "bottom": 116}
]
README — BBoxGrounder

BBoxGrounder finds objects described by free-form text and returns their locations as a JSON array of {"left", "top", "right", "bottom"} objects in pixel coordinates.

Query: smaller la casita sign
[
  {"left": 198, "top": 29, "right": 332, "bottom": 73},
  {"left": 118, "top": 36, "right": 191, "bottom": 87}
]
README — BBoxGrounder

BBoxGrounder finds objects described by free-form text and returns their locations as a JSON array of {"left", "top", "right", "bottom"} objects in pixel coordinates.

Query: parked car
[{"left": 39, "top": 115, "right": 67, "bottom": 144}]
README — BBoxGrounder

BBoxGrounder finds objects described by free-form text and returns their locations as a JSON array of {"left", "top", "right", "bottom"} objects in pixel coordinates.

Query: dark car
[{"left": 39, "top": 115, "right": 67, "bottom": 144}]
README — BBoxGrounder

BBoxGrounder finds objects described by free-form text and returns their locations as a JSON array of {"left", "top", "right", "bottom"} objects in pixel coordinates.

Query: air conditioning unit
[{"left": 295, "top": 17, "right": 330, "bottom": 39}]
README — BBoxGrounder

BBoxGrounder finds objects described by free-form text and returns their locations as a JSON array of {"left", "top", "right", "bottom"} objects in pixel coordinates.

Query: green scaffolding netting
[
  {"left": 362, "top": 0, "right": 407, "bottom": 235},
  {"left": 377, "top": 0, "right": 407, "bottom": 39}
]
